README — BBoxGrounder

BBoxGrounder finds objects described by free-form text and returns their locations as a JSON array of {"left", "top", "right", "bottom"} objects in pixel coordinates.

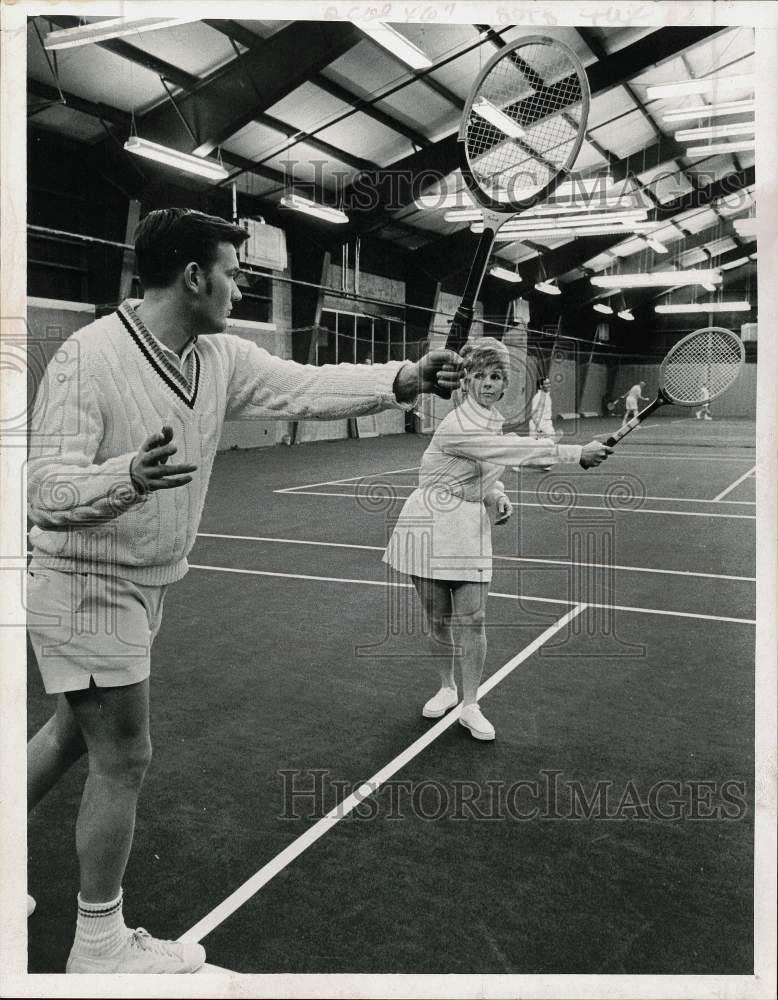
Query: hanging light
[
  {"left": 489, "top": 266, "right": 522, "bottom": 283},
  {"left": 279, "top": 194, "right": 349, "bottom": 224},
  {"left": 592, "top": 270, "right": 722, "bottom": 288},
  {"left": 593, "top": 302, "right": 613, "bottom": 315},
  {"left": 123, "top": 136, "right": 228, "bottom": 181},
  {"left": 535, "top": 280, "right": 561, "bottom": 295},
  {"left": 655, "top": 301, "right": 750, "bottom": 314}
]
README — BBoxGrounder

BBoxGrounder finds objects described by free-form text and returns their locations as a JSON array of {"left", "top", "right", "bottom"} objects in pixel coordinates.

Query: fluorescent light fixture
[
  {"left": 471, "top": 211, "right": 648, "bottom": 235},
  {"left": 592, "top": 270, "right": 722, "bottom": 288},
  {"left": 446, "top": 201, "right": 637, "bottom": 224},
  {"left": 655, "top": 301, "right": 750, "bottom": 314},
  {"left": 472, "top": 97, "right": 526, "bottom": 140},
  {"left": 444, "top": 209, "right": 482, "bottom": 222},
  {"left": 489, "top": 223, "right": 656, "bottom": 242},
  {"left": 686, "top": 140, "right": 755, "bottom": 156},
  {"left": 719, "top": 256, "right": 750, "bottom": 271},
  {"left": 662, "top": 100, "right": 755, "bottom": 122},
  {"left": 280, "top": 194, "right": 349, "bottom": 224},
  {"left": 489, "top": 266, "right": 522, "bottom": 283},
  {"left": 358, "top": 22, "right": 432, "bottom": 70},
  {"left": 646, "top": 76, "right": 753, "bottom": 100},
  {"left": 44, "top": 16, "right": 197, "bottom": 50},
  {"left": 644, "top": 237, "right": 669, "bottom": 253},
  {"left": 415, "top": 188, "right": 474, "bottom": 210},
  {"left": 701, "top": 282, "right": 717, "bottom": 292},
  {"left": 733, "top": 218, "right": 757, "bottom": 237},
  {"left": 123, "top": 136, "right": 228, "bottom": 181},
  {"left": 617, "top": 309, "right": 635, "bottom": 321},
  {"left": 535, "top": 280, "right": 561, "bottom": 295},
  {"left": 593, "top": 303, "right": 613, "bottom": 314},
  {"left": 675, "top": 123, "right": 755, "bottom": 142},
  {"left": 749, "top": 252, "right": 757, "bottom": 260}
]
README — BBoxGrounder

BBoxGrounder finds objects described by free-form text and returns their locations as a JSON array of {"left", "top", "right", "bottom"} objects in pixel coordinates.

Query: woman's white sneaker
[
  {"left": 422, "top": 686, "right": 459, "bottom": 718},
  {"left": 66, "top": 927, "right": 206, "bottom": 973},
  {"left": 459, "top": 704, "right": 495, "bottom": 741}
]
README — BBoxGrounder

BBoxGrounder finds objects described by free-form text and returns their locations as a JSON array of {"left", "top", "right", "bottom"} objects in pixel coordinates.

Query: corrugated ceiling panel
[
  {"left": 119, "top": 20, "right": 242, "bottom": 77},
  {"left": 27, "top": 25, "right": 166, "bottom": 112},
  {"left": 222, "top": 121, "right": 292, "bottom": 162},
  {"left": 572, "top": 140, "right": 611, "bottom": 173},
  {"left": 28, "top": 103, "right": 105, "bottom": 143},
  {"left": 588, "top": 27, "right": 658, "bottom": 55},
  {"left": 315, "top": 111, "right": 414, "bottom": 166},
  {"left": 397, "top": 23, "right": 478, "bottom": 61},
  {"left": 587, "top": 86, "right": 636, "bottom": 130},
  {"left": 267, "top": 81, "right": 351, "bottom": 135},
  {"left": 582, "top": 251, "right": 618, "bottom": 270},
  {"left": 500, "top": 26, "right": 599, "bottom": 65},
  {"left": 260, "top": 145, "right": 360, "bottom": 191},
  {"left": 375, "top": 82, "right": 461, "bottom": 143},
  {"left": 683, "top": 27, "right": 754, "bottom": 77},
  {"left": 234, "top": 172, "right": 285, "bottom": 199},
  {"left": 234, "top": 20, "right": 292, "bottom": 39},
  {"left": 590, "top": 109, "right": 656, "bottom": 158},
  {"left": 685, "top": 153, "right": 739, "bottom": 182},
  {"left": 635, "top": 161, "right": 694, "bottom": 204}
]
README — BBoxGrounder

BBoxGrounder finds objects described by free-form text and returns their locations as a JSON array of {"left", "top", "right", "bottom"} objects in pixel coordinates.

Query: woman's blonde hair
[{"left": 460, "top": 337, "right": 510, "bottom": 386}]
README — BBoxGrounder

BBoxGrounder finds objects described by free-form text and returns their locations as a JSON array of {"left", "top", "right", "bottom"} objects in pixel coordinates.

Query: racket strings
[
  {"left": 662, "top": 330, "right": 744, "bottom": 404},
  {"left": 466, "top": 41, "right": 584, "bottom": 203}
]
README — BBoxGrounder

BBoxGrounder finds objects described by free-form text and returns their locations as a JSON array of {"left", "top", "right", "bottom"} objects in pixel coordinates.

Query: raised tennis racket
[
  {"left": 604, "top": 327, "right": 745, "bottom": 447},
  {"left": 443, "top": 35, "right": 590, "bottom": 363}
]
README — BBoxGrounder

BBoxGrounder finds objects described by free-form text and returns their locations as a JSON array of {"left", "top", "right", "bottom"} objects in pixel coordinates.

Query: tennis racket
[
  {"left": 442, "top": 35, "right": 590, "bottom": 366},
  {"left": 604, "top": 327, "right": 745, "bottom": 447}
]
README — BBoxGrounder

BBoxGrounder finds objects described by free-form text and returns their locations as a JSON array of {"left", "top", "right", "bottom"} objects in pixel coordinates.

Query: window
[
  {"left": 231, "top": 268, "right": 273, "bottom": 324},
  {"left": 317, "top": 308, "right": 407, "bottom": 366}
]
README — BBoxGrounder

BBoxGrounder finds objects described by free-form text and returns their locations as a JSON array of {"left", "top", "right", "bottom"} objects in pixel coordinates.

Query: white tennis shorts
[{"left": 27, "top": 565, "right": 167, "bottom": 693}]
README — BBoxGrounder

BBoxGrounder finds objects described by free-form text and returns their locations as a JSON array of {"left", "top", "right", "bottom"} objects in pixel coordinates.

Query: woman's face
[{"left": 466, "top": 363, "right": 505, "bottom": 409}]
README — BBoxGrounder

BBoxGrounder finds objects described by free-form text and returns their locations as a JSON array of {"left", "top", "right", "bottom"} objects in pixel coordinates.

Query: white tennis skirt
[{"left": 382, "top": 487, "right": 493, "bottom": 583}]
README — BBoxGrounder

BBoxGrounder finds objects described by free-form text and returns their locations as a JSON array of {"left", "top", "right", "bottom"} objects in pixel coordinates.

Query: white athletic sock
[{"left": 72, "top": 890, "right": 128, "bottom": 956}]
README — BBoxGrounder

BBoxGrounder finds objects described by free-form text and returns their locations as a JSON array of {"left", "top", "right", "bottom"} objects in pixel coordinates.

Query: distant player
[
  {"left": 695, "top": 384, "right": 712, "bottom": 420},
  {"left": 622, "top": 381, "right": 649, "bottom": 427},
  {"left": 530, "top": 376, "right": 555, "bottom": 439}
]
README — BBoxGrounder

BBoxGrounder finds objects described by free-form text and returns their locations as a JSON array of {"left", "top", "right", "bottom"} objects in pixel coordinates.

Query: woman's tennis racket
[
  {"left": 604, "top": 327, "right": 745, "bottom": 447},
  {"left": 443, "top": 35, "right": 590, "bottom": 363}
]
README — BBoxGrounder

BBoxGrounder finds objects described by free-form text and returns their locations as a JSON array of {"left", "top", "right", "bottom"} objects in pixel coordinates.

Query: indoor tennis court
[
  {"left": 27, "top": 417, "right": 756, "bottom": 974},
  {"left": 10, "top": 9, "right": 771, "bottom": 991}
]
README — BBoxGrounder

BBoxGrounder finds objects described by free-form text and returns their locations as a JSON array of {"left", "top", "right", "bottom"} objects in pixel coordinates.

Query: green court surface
[{"left": 27, "top": 427, "right": 756, "bottom": 974}]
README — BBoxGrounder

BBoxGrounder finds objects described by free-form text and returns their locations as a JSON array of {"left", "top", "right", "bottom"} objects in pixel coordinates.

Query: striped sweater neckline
[{"left": 117, "top": 301, "right": 201, "bottom": 409}]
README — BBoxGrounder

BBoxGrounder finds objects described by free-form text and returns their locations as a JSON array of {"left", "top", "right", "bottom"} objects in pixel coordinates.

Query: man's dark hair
[{"left": 134, "top": 208, "right": 249, "bottom": 289}]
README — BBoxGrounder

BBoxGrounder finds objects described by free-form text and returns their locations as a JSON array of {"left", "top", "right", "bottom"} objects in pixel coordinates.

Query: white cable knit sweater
[{"left": 27, "top": 301, "right": 409, "bottom": 585}]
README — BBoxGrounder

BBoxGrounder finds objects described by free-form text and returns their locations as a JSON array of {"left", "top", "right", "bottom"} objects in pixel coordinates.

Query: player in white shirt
[{"left": 622, "top": 381, "right": 648, "bottom": 427}]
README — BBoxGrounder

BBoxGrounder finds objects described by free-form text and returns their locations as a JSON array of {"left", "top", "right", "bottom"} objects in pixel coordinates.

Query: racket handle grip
[{"left": 445, "top": 304, "right": 475, "bottom": 354}]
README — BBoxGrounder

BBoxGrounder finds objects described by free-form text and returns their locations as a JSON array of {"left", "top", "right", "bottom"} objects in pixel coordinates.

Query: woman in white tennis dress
[{"left": 383, "top": 339, "right": 611, "bottom": 741}]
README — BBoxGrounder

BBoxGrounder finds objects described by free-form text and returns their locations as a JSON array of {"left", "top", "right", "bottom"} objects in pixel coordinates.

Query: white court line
[
  {"left": 277, "top": 483, "right": 754, "bottom": 507},
  {"left": 188, "top": 563, "right": 755, "bottom": 625},
  {"left": 177, "top": 604, "right": 587, "bottom": 944},
  {"left": 196, "top": 533, "right": 755, "bottom": 583},
  {"left": 274, "top": 465, "right": 420, "bottom": 494},
  {"left": 713, "top": 465, "right": 757, "bottom": 502},
  {"left": 612, "top": 451, "right": 754, "bottom": 462},
  {"left": 274, "top": 489, "right": 756, "bottom": 520}
]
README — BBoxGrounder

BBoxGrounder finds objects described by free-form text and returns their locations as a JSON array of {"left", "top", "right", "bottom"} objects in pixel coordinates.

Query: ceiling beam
[
  {"left": 346, "top": 26, "right": 727, "bottom": 238},
  {"left": 204, "top": 18, "right": 431, "bottom": 150},
  {"left": 42, "top": 16, "right": 199, "bottom": 91}
]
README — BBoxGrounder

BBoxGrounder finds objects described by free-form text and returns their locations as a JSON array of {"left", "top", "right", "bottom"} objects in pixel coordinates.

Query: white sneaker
[
  {"left": 459, "top": 704, "right": 496, "bottom": 741},
  {"left": 28, "top": 894, "right": 36, "bottom": 918},
  {"left": 66, "top": 927, "right": 206, "bottom": 974},
  {"left": 422, "top": 686, "right": 458, "bottom": 718}
]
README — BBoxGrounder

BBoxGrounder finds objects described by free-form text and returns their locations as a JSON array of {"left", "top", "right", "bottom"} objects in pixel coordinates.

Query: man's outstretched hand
[
  {"left": 393, "top": 351, "right": 466, "bottom": 402},
  {"left": 130, "top": 425, "right": 198, "bottom": 495}
]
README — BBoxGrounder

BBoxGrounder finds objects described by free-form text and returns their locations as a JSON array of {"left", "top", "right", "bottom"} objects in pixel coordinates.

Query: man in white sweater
[{"left": 26, "top": 208, "right": 464, "bottom": 973}]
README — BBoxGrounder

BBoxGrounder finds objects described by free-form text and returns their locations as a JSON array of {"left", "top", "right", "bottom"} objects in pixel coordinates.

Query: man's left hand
[{"left": 394, "top": 351, "right": 465, "bottom": 402}]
